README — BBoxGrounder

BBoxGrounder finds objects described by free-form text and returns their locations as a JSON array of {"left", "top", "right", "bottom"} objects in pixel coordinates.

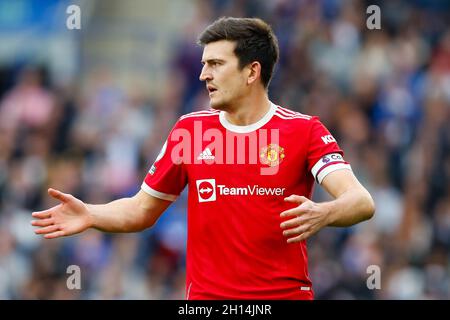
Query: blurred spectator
[{"left": 0, "top": 0, "right": 449, "bottom": 299}]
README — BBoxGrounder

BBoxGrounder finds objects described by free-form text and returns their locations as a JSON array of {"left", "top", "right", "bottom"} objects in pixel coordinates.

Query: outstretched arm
[
  {"left": 280, "top": 169, "right": 375, "bottom": 243},
  {"left": 31, "top": 188, "right": 171, "bottom": 239}
]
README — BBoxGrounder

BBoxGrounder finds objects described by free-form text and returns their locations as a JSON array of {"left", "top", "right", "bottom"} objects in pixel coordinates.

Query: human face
[{"left": 199, "top": 40, "right": 249, "bottom": 111}]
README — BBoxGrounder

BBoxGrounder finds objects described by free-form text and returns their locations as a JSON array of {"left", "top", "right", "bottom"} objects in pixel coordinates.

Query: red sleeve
[
  {"left": 307, "top": 117, "right": 352, "bottom": 184},
  {"left": 141, "top": 120, "right": 188, "bottom": 201}
]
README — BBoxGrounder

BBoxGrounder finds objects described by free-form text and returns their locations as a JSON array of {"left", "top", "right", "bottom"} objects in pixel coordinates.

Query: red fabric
[{"left": 143, "top": 105, "right": 345, "bottom": 299}]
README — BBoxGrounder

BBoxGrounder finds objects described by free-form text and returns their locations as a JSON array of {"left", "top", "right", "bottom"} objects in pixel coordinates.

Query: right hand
[{"left": 31, "top": 188, "right": 93, "bottom": 239}]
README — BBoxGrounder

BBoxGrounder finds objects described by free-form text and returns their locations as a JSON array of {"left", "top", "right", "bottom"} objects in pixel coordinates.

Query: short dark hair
[{"left": 198, "top": 17, "right": 279, "bottom": 89}]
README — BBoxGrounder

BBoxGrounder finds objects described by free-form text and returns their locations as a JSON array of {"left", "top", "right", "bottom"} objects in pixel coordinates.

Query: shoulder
[
  {"left": 273, "top": 105, "right": 320, "bottom": 129},
  {"left": 273, "top": 105, "right": 314, "bottom": 121},
  {"left": 178, "top": 109, "right": 220, "bottom": 123},
  {"left": 169, "top": 109, "right": 220, "bottom": 131}
]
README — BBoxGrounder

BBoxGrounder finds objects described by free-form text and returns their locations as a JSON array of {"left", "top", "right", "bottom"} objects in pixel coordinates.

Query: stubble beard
[{"left": 209, "top": 97, "right": 230, "bottom": 112}]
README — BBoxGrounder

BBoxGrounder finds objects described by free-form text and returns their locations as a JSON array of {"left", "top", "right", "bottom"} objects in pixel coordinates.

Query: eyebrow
[{"left": 201, "top": 58, "right": 225, "bottom": 65}]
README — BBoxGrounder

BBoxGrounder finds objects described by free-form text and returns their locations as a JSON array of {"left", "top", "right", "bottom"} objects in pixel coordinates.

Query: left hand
[{"left": 280, "top": 195, "right": 331, "bottom": 243}]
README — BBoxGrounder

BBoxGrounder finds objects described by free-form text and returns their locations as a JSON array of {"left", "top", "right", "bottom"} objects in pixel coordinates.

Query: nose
[{"left": 199, "top": 65, "right": 212, "bottom": 82}]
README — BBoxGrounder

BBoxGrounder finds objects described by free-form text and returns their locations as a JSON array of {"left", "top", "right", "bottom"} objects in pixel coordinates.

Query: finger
[
  {"left": 283, "top": 225, "right": 309, "bottom": 237},
  {"left": 284, "top": 195, "right": 309, "bottom": 204},
  {"left": 280, "top": 216, "right": 304, "bottom": 229},
  {"left": 280, "top": 204, "right": 309, "bottom": 218},
  {"left": 44, "top": 231, "right": 66, "bottom": 239},
  {"left": 287, "top": 232, "right": 311, "bottom": 243},
  {"left": 34, "top": 224, "right": 61, "bottom": 235},
  {"left": 31, "top": 218, "right": 54, "bottom": 227},
  {"left": 48, "top": 188, "right": 71, "bottom": 203},
  {"left": 31, "top": 210, "right": 52, "bottom": 219}
]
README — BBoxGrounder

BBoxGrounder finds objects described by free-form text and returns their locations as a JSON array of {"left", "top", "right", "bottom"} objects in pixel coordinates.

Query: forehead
[{"left": 201, "top": 40, "right": 237, "bottom": 61}]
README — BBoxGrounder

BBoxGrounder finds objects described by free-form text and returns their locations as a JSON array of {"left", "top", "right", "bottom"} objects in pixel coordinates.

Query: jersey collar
[{"left": 219, "top": 102, "right": 277, "bottom": 133}]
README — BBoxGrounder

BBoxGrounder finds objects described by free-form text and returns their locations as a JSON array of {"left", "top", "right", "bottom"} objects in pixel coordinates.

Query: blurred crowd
[{"left": 0, "top": 0, "right": 449, "bottom": 299}]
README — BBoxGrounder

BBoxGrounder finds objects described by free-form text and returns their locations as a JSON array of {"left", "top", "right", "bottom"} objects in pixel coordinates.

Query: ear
[{"left": 247, "top": 61, "right": 262, "bottom": 85}]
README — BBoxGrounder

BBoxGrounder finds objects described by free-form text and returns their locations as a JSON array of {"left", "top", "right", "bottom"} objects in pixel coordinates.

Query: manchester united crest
[{"left": 260, "top": 144, "right": 285, "bottom": 167}]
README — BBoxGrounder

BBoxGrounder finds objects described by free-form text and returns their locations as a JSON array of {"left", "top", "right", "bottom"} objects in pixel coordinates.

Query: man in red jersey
[{"left": 31, "top": 17, "right": 375, "bottom": 299}]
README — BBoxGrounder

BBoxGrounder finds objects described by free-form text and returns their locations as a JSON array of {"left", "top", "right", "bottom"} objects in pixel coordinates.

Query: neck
[{"left": 224, "top": 91, "right": 271, "bottom": 126}]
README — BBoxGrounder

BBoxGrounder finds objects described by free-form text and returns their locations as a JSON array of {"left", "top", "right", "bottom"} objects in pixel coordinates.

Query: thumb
[
  {"left": 284, "top": 194, "right": 309, "bottom": 204},
  {"left": 48, "top": 188, "right": 71, "bottom": 203}
]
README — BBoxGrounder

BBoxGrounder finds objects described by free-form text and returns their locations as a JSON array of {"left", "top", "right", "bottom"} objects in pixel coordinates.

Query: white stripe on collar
[{"left": 219, "top": 102, "right": 277, "bottom": 133}]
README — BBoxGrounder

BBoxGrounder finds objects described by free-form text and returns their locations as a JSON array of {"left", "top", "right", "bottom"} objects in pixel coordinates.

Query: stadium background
[{"left": 0, "top": 0, "right": 449, "bottom": 299}]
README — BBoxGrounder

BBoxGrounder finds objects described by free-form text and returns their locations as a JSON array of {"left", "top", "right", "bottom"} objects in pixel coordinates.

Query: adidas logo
[{"left": 197, "top": 148, "right": 215, "bottom": 160}]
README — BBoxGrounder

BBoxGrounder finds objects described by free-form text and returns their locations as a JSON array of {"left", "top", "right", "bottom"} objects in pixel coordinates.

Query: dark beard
[{"left": 210, "top": 100, "right": 232, "bottom": 112}]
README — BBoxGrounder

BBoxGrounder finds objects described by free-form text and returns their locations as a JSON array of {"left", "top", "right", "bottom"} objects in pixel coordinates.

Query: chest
[{"left": 185, "top": 127, "right": 307, "bottom": 187}]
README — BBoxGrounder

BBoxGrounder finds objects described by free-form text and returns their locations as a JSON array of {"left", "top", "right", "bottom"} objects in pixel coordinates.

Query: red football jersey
[{"left": 142, "top": 102, "right": 351, "bottom": 299}]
